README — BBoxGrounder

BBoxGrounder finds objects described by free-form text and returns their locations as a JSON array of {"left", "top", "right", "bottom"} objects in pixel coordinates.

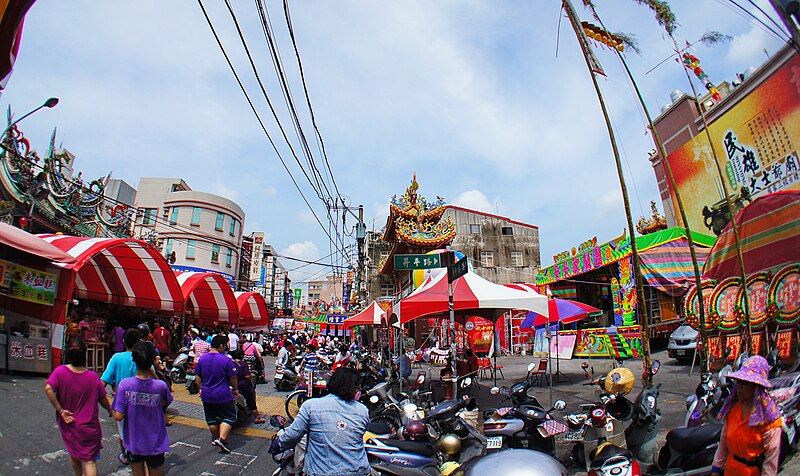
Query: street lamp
[{"left": 2, "top": 97, "right": 59, "bottom": 140}]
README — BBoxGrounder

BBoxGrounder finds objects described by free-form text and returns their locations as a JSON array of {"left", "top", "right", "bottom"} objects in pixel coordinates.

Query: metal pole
[
  {"left": 448, "top": 277, "right": 456, "bottom": 399},
  {"left": 547, "top": 311, "right": 553, "bottom": 406}
]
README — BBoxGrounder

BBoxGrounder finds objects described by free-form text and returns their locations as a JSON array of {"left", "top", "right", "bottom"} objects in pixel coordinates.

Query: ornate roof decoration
[
  {"left": 636, "top": 200, "right": 668, "bottom": 235},
  {"left": 0, "top": 123, "right": 133, "bottom": 237},
  {"left": 385, "top": 174, "right": 455, "bottom": 248}
]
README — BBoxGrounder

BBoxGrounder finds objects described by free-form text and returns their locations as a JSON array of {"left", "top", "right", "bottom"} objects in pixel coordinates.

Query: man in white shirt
[{"left": 228, "top": 330, "right": 240, "bottom": 352}]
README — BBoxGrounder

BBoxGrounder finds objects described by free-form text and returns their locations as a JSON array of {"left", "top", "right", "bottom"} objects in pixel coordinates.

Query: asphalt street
[{"left": 2, "top": 349, "right": 799, "bottom": 475}]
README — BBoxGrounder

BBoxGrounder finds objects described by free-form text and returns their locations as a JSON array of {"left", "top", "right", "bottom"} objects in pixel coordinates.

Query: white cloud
[
  {"left": 282, "top": 241, "right": 320, "bottom": 261},
  {"left": 726, "top": 26, "right": 775, "bottom": 67},
  {"left": 454, "top": 190, "right": 494, "bottom": 213},
  {"left": 297, "top": 208, "right": 316, "bottom": 224},
  {"left": 596, "top": 189, "right": 623, "bottom": 220},
  {"left": 211, "top": 180, "right": 239, "bottom": 202},
  {"left": 263, "top": 186, "right": 277, "bottom": 197}
]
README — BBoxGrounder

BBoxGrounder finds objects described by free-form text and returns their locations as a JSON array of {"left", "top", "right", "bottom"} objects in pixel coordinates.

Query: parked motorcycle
[
  {"left": 482, "top": 398, "right": 568, "bottom": 455},
  {"left": 458, "top": 448, "right": 568, "bottom": 476},
  {"left": 684, "top": 348, "right": 734, "bottom": 427},
  {"left": 624, "top": 360, "right": 662, "bottom": 467},
  {"left": 169, "top": 346, "right": 193, "bottom": 384}
]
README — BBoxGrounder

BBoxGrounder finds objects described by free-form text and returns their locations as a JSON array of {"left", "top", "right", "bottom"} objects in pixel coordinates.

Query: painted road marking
[
  {"left": 215, "top": 451, "right": 258, "bottom": 469},
  {"left": 170, "top": 414, "right": 276, "bottom": 438}
]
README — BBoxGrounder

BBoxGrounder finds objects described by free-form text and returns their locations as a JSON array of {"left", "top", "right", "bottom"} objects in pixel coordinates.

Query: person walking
[
  {"left": 190, "top": 328, "right": 211, "bottom": 360},
  {"left": 101, "top": 328, "right": 142, "bottom": 465},
  {"left": 711, "top": 355, "right": 783, "bottom": 476},
  {"left": 195, "top": 335, "right": 238, "bottom": 453},
  {"left": 152, "top": 321, "right": 171, "bottom": 357},
  {"left": 269, "top": 367, "right": 370, "bottom": 476},
  {"left": 231, "top": 349, "right": 267, "bottom": 423},
  {"left": 110, "top": 323, "right": 125, "bottom": 355},
  {"left": 227, "top": 328, "right": 239, "bottom": 352},
  {"left": 44, "top": 339, "right": 113, "bottom": 476},
  {"left": 113, "top": 341, "right": 172, "bottom": 476},
  {"left": 242, "top": 336, "right": 264, "bottom": 383}
]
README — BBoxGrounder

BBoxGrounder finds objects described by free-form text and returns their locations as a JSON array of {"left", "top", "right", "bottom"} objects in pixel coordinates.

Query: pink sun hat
[{"left": 726, "top": 355, "right": 772, "bottom": 388}]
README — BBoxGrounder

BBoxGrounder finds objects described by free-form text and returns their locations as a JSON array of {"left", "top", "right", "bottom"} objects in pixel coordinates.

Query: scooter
[
  {"left": 482, "top": 398, "right": 568, "bottom": 455},
  {"left": 624, "top": 360, "right": 662, "bottom": 467},
  {"left": 655, "top": 422, "right": 723, "bottom": 474},
  {"left": 169, "top": 346, "right": 193, "bottom": 384},
  {"left": 684, "top": 348, "right": 734, "bottom": 427}
]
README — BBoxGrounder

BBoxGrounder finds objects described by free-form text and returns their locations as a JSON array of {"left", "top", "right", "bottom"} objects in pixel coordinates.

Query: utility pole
[{"left": 329, "top": 201, "right": 367, "bottom": 309}]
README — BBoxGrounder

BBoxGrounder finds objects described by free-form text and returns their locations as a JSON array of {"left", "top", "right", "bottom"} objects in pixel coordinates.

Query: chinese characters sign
[
  {"left": 8, "top": 336, "right": 51, "bottom": 373},
  {"left": 665, "top": 54, "right": 800, "bottom": 233},
  {"left": 1, "top": 260, "right": 58, "bottom": 306},
  {"left": 394, "top": 253, "right": 443, "bottom": 270}
]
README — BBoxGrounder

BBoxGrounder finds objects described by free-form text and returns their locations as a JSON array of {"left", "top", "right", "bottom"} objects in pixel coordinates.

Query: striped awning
[
  {"left": 38, "top": 234, "right": 184, "bottom": 312},
  {"left": 640, "top": 239, "right": 711, "bottom": 296},
  {"left": 235, "top": 291, "right": 269, "bottom": 328},
  {"left": 175, "top": 271, "right": 238, "bottom": 323},
  {"left": 703, "top": 191, "right": 800, "bottom": 281}
]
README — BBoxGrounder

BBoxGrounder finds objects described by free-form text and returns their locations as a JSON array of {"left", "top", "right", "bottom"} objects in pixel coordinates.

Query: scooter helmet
[
  {"left": 137, "top": 323, "right": 151, "bottom": 338},
  {"left": 436, "top": 433, "right": 462, "bottom": 455},
  {"left": 402, "top": 419, "right": 429, "bottom": 442}
]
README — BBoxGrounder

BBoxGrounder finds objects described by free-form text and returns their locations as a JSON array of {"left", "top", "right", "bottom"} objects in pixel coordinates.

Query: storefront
[
  {"left": 175, "top": 271, "right": 238, "bottom": 329},
  {"left": 40, "top": 234, "right": 185, "bottom": 372},
  {"left": 536, "top": 227, "right": 715, "bottom": 358}
]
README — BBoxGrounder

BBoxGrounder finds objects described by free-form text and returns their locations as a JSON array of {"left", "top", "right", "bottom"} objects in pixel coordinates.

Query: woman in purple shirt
[
  {"left": 45, "top": 339, "right": 113, "bottom": 476},
  {"left": 113, "top": 341, "right": 173, "bottom": 476}
]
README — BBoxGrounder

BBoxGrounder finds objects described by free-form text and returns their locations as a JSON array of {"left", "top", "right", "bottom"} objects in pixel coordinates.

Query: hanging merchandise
[
  {"left": 681, "top": 52, "right": 722, "bottom": 101},
  {"left": 581, "top": 21, "right": 625, "bottom": 52}
]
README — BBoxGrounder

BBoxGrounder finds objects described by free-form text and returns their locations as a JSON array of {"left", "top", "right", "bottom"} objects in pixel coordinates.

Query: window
[
  {"left": 470, "top": 224, "right": 481, "bottom": 234},
  {"left": 380, "top": 283, "right": 394, "bottom": 297},
  {"left": 211, "top": 244, "right": 220, "bottom": 263},
  {"left": 191, "top": 207, "right": 202, "bottom": 226},
  {"left": 186, "top": 239, "right": 196, "bottom": 259},
  {"left": 502, "top": 226, "right": 513, "bottom": 236},
  {"left": 142, "top": 208, "right": 157, "bottom": 225},
  {"left": 511, "top": 251, "right": 523, "bottom": 267},
  {"left": 226, "top": 248, "right": 233, "bottom": 267},
  {"left": 215, "top": 212, "right": 224, "bottom": 231},
  {"left": 164, "top": 238, "right": 174, "bottom": 256},
  {"left": 480, "top": 251, "right": 494, "bottom": 267},
  {"left": 229, "top": 218, "right": 236, "bottom": 236},
  {"left": 169, "top": 206, "right": 179, "bottom": 224},
  {"left": 645, "top": 286, "right": 662, "bottom": 324}
]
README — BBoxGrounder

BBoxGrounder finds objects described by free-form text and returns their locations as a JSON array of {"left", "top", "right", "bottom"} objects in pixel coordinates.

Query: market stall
[
  {"left": 0, "top": 223, "right": 75, "bottom": 373},
  {"left": 175, "top": 271, "right": 238, "bottom": 327},
  {"left": 235, "top": 291, "right": 269, "bottom": 331},
  {"left": 39, "top": 234, "right": 185, "bottom": 371}
]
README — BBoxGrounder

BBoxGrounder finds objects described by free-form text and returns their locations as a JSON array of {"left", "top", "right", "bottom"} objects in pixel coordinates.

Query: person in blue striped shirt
[{"left": 301, "top": 343, "right": 319, "bottom": 373}]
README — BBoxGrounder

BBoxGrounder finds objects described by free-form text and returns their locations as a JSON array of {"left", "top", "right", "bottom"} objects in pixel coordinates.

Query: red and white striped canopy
[
  {"left": 235, "top": 291, "right": 269, "bottom": 328},
  {"left": 343, "top": 301, "right": 387, "bottom": 329},
  {"left": 38, "top": 234, "right": 184, "bottom": 312},
  {"left": 175, "top": 271, "right": 238, "bottom": 324},
  {"left": 393, "top": 269, "right": 548, "bottom": 325}
]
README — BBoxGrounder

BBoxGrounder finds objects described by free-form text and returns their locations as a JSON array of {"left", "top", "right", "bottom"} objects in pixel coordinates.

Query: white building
[{"left": 132, "top": 177, "right": 245, "bottom": 286}]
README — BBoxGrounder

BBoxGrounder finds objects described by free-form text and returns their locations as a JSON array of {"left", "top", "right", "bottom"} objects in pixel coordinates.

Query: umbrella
[{"left": 519, "top": 298, "right": 600, "bottom": 329}]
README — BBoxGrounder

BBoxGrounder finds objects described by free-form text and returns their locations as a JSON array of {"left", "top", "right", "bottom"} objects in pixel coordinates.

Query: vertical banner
[
  {"left": 250, "top": 232, "right": 264, "bottom": 282},
  {"left": 563, "top": 0, "right": 606, "bottom": 76}
]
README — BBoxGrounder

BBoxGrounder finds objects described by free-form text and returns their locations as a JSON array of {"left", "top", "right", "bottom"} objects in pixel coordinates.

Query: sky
[{"left": 1, "top": 0, "right": 789, "bottom": 286}]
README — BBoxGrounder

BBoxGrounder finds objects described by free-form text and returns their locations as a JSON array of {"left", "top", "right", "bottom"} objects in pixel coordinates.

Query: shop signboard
[
  {"left": 249, "top": 232, "right": 264, "bottom": 281},
  {"left": 664, "top": 53, "right": 800, "bottom": 233},
  {"left": 8, "top": 335, "right": 51, "bottom": 373},
  {"left": 567, "top": 325, "right": 643, "bottom": 358},
  {"left": 1, "top": 260, "right": 57, "bottom": 306},
  {"left": 327, "top": 314, "right": 346, "bottom": 325},
  {"left": 465, "top": 317, "right": 494, "bottom": 354}
]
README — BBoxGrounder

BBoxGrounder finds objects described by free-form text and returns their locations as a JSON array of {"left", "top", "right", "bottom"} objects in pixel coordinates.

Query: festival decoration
[
  {"left": 411, "top": 249, "right": 471, "bottom": 288},
  {"left": 738, "top": 273, "right": 770, "bottom": 329},
  {"left": 710, "top": 277, "right": 742, "bottom": 331},
  {"left": 681, "top": 52, "right": 722, "bottom": 101},
  {"left": 0, "top": 124, "right": 133, "bottom": 237},
  {"left": 581, "top": 21, "right": 625, "bottom": 52},
  {"left": 769, "top": 264, "right": 800, "bottom": 324},
  {"left": 683, "top": 280, "right": 717, "bottom": 331},
  {"left": 636, "top": 201, "right": 668, "bottom": 235},
  {"left": 387, "top": 175, "right": 455, "bottom": 249}
]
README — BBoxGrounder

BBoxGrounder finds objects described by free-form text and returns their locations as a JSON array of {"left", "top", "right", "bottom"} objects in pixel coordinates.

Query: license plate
[
  {"left": 187, "top": 374, "right": 195, "bottom": 381},
  {"left": 562, "top": 428, "right": 586, "bottom": 442},
  {"left": 486, "top": 436, "right": 503, "bottom": 449},
  {"left": 676, "top": 350, "right": 686, "bottom": 356}
]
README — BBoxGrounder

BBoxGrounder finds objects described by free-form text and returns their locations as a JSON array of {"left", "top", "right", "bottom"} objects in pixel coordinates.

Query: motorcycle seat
[
  {"left": 666, "top": 424, "right": 723, "bottom": 453},
  {"left": 367, "top": 421, "right": 392, "bottom": 435},
  {"left": 591, "top": 443, "right": 633, "bottom": 468},
  {"left": 375, "top": 438, "right": 436, "bottom": 457}
]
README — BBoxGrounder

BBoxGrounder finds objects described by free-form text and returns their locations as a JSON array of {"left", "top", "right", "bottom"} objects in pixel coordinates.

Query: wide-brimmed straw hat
[{"left": 727, "top": 355, "right": 772, "bottom": 388}]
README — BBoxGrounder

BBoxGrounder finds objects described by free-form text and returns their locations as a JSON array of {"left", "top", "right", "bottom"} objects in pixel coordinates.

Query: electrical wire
[{"left": 715, "top": 0, "right": 791, "bottom": 43}]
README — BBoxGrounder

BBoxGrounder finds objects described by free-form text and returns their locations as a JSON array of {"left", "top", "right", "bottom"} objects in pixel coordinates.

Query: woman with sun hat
[{"left": 711, "top": 355, "right": 782, "bottom": 476}]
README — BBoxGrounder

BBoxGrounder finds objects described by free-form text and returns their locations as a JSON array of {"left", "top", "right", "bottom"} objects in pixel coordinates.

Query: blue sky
[{"left": 2, "top": 1, "right": 788, "bottom": 284}]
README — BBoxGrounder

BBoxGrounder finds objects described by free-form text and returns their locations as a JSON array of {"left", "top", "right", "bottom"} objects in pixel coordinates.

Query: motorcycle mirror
[
  {"left": 370, "top": 395, "right": 379, "bottom": 404},
  {"left": 490, "top": 386, "right": 500, "bottom": 395},
  {"left": 403, "top": 403, "right": 418, "bottom": 414},
  {"left": 553, "top": 400, "right": 567, "bottom": 411},
  {"left": 651, "top": 360, "right": 661, "bottom": 375},
  {"left": 269, "top": 415, "right": 286, "bottom": 428},
  {"left": 461, "top": 377, "right": 472, "bottom": 388},
  {"left": 527, "top": 362, "right": 536, "bottom": 372},
  {"left": 417, "top": 374, "right": 426, "bottom": 384}
]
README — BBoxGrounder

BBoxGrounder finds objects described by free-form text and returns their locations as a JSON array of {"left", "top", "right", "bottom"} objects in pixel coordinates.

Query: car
[{"left": 668, "top": 325, "right": 699, "bottom": 362}]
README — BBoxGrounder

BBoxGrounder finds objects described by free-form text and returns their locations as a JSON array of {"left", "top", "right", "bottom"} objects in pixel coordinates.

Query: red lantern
[{"left": 18, "top": 216, "right": 28, "bottom": 228}]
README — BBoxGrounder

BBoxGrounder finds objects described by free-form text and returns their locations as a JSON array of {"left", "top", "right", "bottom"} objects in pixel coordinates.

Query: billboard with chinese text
[{"left": 665, "top": 53, "right": 800, "bottom": 233}]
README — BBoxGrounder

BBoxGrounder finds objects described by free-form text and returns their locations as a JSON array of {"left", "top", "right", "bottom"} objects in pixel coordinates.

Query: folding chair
[
  {"left": 478, "top": 358, "right": 493, "bottom": 380},
  {"left": 494, "top": 361, "right": 505, "bottom": 380},
  {"left": 528, "top": 358, "right": 549, "bottom": 387}
]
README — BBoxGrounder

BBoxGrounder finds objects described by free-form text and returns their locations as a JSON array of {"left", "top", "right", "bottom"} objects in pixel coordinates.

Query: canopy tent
[
  {"left": 703, "top": 190, "right": 800, "bottom": 281},
  {"left": 175, "top": 271, "right": 238, "bottom": 324},
  {"left": 343, "top": 301, "right": 387, "bottom": 329},
  {"left": 518, "top": 297, "right": 601, "bottom": 329},
  {"left": 235, "top": 291, "right": 269, "bottom": 329},
  {"left": 392, "top": 269, "right": 549, "bottom": 325},
  {"left": 1, "top": 223, "right": 75, "bottom": 263},
  {"left": 40, "top": 234, "right": 184, "bottom": 312}
]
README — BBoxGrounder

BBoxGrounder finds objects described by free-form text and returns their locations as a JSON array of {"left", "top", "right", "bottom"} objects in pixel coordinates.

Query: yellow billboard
[{"left": 665, "top": 52, "right": 800, "bottom": 234}]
